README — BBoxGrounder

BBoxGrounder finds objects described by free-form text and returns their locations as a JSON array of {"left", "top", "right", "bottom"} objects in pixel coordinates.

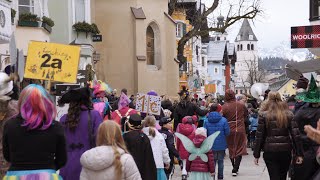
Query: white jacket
[
  {"left": 80, "top": 146, "right": 142, "bottom": 180},
  {"left": 142, "top": 127, "right": 170, "bottom": 168}
]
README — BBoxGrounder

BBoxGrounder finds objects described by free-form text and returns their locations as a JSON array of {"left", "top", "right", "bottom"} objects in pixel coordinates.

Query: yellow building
[
  {"left": 171, "top": 7, "right": 193, "bottom": 90},
  {"left": 277, "top": 79, "right": 297, "bottom": 97}
]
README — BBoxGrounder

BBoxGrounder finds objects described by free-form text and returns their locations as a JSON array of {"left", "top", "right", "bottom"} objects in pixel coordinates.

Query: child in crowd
[
  {"left": 249, "top": 110, "right": 258, "bottom": 149},
  {"left": 198, "top": 106, "right": 208, "bottom": 127},
  {"left": 186, "top": 128, "right": 215, "bottom": 180},
  {"left": 176, "top": 116, "right": 197, "bottom": 178},
  {"left": 142, "top": 116, "right": 170, "bottom": 180},
  {"left": 159, "top": 117, "right": 183, "bottom": 179},
  {"left": 204, "top": 103, "right": 230, "bottom": 180},
  {"left": 123, "top": 114, "right": 157, "bottom": 180}
]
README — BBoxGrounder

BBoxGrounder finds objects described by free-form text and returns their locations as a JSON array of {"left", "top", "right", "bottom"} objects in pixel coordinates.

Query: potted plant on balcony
[
  {"left": 18, "top": 13, "right": 40, "bottom": 27},
  {"left": 42, "top": 16, "right": 54, "bottom": 33},
  {"left": 73, "top": 21, "right": 93, "bottom": 37}
]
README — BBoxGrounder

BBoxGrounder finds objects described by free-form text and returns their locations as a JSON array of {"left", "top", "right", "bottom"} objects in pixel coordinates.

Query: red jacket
[
  {"left": 176, "top": 117, "right": 196, "bottom": 159},
  {"left": 186, "top": 135, "right": 215, "bottom": 173},
  {"left": 111, "top": 107, "right": 138, "bottom": 125}
]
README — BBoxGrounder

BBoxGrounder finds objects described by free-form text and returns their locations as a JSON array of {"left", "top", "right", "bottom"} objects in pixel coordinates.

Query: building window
[
  {"left": 75, "top": 0, "right": 85, "bottom": 22},
  {"left": 240, "top": 44, "right": 243, "bottom": 51},
  {"left": 236, "top": 90, "right": 238, "bottom": 94},
  {"left": 223, "top": 85, "right": 225, "bottom": 92},
  {"left": 231, "top": 69, "right": 235, "bottom": 74},
  {"left": 214, "top": 67, "right": 218, "bottom": 74},
  {"left": 146, "top": 26, "right": 155, "bottom": 65},
  {"left": 196, "top": 45, "right": 199, "bottom": 55},
  {"left": 310, "top": 0, "right": 320, "bottom": 21},
  {"left": 247, "top": 44, "right": 250, "bottom": 50},
  {"left": 202, "top": 57, "right": 205, "bottom": 66},
  {"left": 224, "top": 37, "right": 227, "bottom": 40},
  {"left": 251, "top": 44, "right": 254, "bottom": 50},
  {"left": 176, "top": 23, "right": 185, "bottom": 38},
  {"left": 19, "top": 0, "right": 34, "bottom": 15},
  {"left": 237, "top": 44, "right": 239, "bottom": 51},
  {"left": 217, "top": 37, "right": 220, "bottom": 41},
  {"left": 223, "top": 69, "right": 226, "bottom": 76},
  {"left": 240, "top": 90, "right": 243, "bottom": 94},
  {"left": 249, "top": 35, "right": 254, "bottom": 40}
]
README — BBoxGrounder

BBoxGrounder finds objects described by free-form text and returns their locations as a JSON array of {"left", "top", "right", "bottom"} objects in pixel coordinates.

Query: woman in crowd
[
  {"left": 222, "top": 89, "right": 248, "bottom": 176},
  {"left": 80, "top": 121, "right": 141, "bottom": 180},
  {"left": 2, "top": 84, "right": 67, "bottom": 179},
  {"left": 142, "top": 116, "right": 170, "bottom": 180},
  {"left": 253, "top": 91, "right": 303, "bottom": 180},
  {"left": 58, "top": 87, "right": 103, "bottom": 180},
  {"left": 111, "top": 92, "right": 137, "bottom": 127}
]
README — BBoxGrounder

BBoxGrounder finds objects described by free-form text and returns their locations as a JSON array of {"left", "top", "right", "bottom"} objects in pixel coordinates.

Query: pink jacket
[
  {"left": 186, "top": 135, "right": 214, "bottom": 173},
  {"left": 176, "top": 118, "right": 196, "bottom": 159}
]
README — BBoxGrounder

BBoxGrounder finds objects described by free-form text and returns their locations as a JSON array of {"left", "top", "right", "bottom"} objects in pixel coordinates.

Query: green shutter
[{"left": 183, "top": 23, "right": 187, "bottom": 35}]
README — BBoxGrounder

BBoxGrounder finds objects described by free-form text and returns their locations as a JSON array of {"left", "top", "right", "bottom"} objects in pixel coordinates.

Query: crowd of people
[{"left": 0, "top": 72, "right": 320, "bottom": 180}]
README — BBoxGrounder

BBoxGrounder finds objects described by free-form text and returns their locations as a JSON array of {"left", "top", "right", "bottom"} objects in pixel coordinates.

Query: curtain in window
[
  {"left": 75, "top": 0, "right": 85, "bottom": 22},
  {"left": 19, "top": 0, "right": 34, "bottom": 15},
  {"left": 146, "top": 26, "right": 155, "bottom": 65}
]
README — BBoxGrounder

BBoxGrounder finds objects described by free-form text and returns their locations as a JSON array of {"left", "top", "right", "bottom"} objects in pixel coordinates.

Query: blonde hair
[
  {"left": 259, "top": 91, "right": 289, "bottom": 128},
  {"left": 143, "top": 116, "right": 156, "bottom": 137},
  {"left": 96, "top": 121, "right": 128, "bottom": 180}
]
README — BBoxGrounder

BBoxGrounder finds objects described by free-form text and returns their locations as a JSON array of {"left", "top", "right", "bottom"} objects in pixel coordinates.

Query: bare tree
[
  {"left": 243, "top": 58, "right": 265, "bottom": 86},
  {"left": 168, "top": 0, "right": 261, "bottom": 66}
]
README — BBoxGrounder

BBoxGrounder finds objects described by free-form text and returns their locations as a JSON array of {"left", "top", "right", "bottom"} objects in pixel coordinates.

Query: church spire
[{"left": 235, "top": 19, "right": 258, "bottom": 42}]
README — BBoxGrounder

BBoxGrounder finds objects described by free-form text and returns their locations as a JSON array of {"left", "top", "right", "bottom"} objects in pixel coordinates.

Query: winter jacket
[
  {"left": 186, "top": 135, "right": 214, "bottom": 173},
  {"left": 111, "top": 107, "right": 138, "bottom": 125},
  {"left": 293, "top": 104, "right": 320, "bottom": 158},
  {"left": 204, "top": 112, "right": 230, "bottom": 151},
  {"left": 159, "top": 127, "right": 180, "bottom": 164},
  {"left": 80, "top": 146, "right": 141, "bottom": 180},
  {"left": 142, "top": 127, "right": 170, "bottom": 168},
  {"left": 176, "top": 120, "right": 196, "bottom": 159},
  {"left": 249, "top": 116, "right": 258, "bottom": 131},
  {"left": 173, "top": 101, "right": 208, "bottom": 130},
  {"left": 253, "top": 111, "right": 303, "bottom": 159},
  {"left": 123, "top": 130, "right": 157, "bottom": 180}
]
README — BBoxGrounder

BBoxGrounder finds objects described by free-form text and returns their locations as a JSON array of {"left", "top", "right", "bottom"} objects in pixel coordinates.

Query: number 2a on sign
[{"left": 136, "top": 94, "right": 149, "bottom": 113}]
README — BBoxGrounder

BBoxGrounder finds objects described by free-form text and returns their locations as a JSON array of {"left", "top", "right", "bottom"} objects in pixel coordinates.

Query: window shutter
[{"left": 183, "top": 23, "right": 187, "bottom": 35}]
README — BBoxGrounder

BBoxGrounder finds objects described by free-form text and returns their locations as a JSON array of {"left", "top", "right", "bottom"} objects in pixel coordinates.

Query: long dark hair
[{"left": 65, "top": 100, "right": 92, "bottom": 130}]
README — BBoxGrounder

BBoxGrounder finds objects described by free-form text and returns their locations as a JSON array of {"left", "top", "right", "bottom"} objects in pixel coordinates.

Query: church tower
[{"left": 234, "top": 19, "right": 258, "bottom": 93}]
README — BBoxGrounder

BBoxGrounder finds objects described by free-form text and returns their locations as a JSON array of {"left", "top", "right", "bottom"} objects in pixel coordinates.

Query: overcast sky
[{"left": 203, "top": 0, "right": 309, "bottom": 50}]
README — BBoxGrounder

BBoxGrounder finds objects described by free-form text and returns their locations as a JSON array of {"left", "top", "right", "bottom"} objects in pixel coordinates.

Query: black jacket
[
  {"left": 173, "top": 101, "right": 208, "bottom": 131},
  {"left": 159, "top": 127, "right": 180, "bottom": 162},
  {"left": 2, "top": 116, "right": 67, "bottom": 170},
  {"left": 293, "top": 104, "right": 320, "bottom": 158},
  {"left": 123, "top": 130, "right": 157, "bottom": 180},
  {"left": 254, "top": 111, "right": 303, "bottom": 159}
]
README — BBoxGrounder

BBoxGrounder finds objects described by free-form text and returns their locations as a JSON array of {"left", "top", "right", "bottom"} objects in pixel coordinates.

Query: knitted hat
[
  {"left": 296, "top": 75, "right": 309, "bottom": 90},
  {"left": 195, "top": 127, "right": 207, "bottom": 137}
]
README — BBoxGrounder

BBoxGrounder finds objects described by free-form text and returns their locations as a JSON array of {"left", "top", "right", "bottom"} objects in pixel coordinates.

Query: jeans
[
  {"left": 263, "top": 151, "right": 291, "bottom": 180},
  {"left": 214, "top": 150, "right": 225, "bottom": 179}
]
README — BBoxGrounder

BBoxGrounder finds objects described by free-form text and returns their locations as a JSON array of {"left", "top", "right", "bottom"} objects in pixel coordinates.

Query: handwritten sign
[
  {"left": 136, "top": 93, "right": 161, "bottom": 115},
  {"left": 24, "top": 41, "right": 80, "bottom": 83}
]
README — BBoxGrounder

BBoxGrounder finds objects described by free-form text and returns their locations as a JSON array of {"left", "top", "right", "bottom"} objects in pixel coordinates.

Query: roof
[
  {"left": 235, "top": 19, "right": 258, "bottom": 42},
  {"left": 207, "top": 41, "right": 227, "bottom": 61},
  {"left": 285, "top": 59, "right": 320, "bottom": 80},
  {"left": 227, "top": 43, "right": 235, "bottom": 56}
]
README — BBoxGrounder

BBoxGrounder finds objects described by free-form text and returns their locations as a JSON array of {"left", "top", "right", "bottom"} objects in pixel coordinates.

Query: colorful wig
[
  {"left": 89, "top": 80, "right": 112, "bottom": 98},
  {"left": 19, "top": 84, "right": 56, "bottom": 130}
]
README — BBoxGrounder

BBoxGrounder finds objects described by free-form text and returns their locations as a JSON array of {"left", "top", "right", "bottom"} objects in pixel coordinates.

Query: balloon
[{"left": 250, "top": 83, "right": 269, "bottom": 100}]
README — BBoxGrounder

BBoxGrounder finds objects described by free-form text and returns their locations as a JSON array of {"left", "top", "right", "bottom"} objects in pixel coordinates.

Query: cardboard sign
[
  {"left": 135, "top": 93, "right": 161, "bottom": 115},
  {"left": 55, "top": 84, "right": 80, "bottom": 96},
  {"left": 24, "top": 41, "right": 80, "bottom": 83}
]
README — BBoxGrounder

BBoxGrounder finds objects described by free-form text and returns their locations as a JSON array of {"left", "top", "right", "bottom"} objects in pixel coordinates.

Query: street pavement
[{"left": 171, "top": 148, "right": 270, "bottom": 180}]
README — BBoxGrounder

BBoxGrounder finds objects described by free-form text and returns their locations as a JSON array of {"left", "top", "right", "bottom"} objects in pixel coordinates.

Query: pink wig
[{"left": 19, "top": 84, "right": 56, "bottom": 130}]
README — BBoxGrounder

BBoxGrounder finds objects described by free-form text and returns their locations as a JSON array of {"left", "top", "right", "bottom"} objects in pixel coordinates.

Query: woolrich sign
[{"left": 291, "top": 25, "right": 320, "bottom": 48}]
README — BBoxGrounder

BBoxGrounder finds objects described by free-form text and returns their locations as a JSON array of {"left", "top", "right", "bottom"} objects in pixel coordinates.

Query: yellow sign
[{"left": 24, "top": 41, "right": 80, "bottom": 83}]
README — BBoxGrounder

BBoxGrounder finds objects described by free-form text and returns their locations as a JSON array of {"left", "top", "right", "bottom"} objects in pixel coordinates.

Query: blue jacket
[
  {"left": 204, "top": 112, "right": 230, "bottom": 151},
  {"left": 249, "top": 116, "right": 258, "bottom": 131}
]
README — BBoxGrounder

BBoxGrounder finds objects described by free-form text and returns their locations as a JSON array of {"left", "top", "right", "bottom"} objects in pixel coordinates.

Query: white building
[{"left": 234, "top": 19, "right": 258, "bottom": 94}]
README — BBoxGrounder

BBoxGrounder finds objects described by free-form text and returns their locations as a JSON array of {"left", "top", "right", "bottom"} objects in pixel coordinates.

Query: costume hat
[
  {"left": 58, "top": 87, "right": 91, "bottom": 105},
  {"left": 296, "top": 74, "right": 320, "bottom": 103}
]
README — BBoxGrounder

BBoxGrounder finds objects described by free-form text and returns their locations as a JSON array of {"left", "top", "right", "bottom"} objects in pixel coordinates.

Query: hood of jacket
[
  {"left": 178, "top": 123, "right": 195, "bottom": 137},
  {"left": 207, "top": 112, "right": 222, "bottom": 123},
  {"left": 192, "top": 134, "right": 206, "bottom": 148},
  {"left": 80, "top": 146, "right": 125, "bottom": 171}
]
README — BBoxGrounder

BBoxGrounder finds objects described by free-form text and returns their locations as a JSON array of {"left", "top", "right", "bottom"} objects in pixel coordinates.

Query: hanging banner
[
  {"left": 291, "top": 25, "right": 320, "bottom": 48},
  {"left": 24, "top": 41, "right": 80, "bottom": 83},
  {"left": 135, "top": 93, "right": 161, "bottom": 115}
]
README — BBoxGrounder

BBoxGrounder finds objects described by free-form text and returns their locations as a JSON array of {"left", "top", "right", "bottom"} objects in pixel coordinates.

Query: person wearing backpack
[{"left": 111, "top": 92, "right": 138, "bottom": 126}]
